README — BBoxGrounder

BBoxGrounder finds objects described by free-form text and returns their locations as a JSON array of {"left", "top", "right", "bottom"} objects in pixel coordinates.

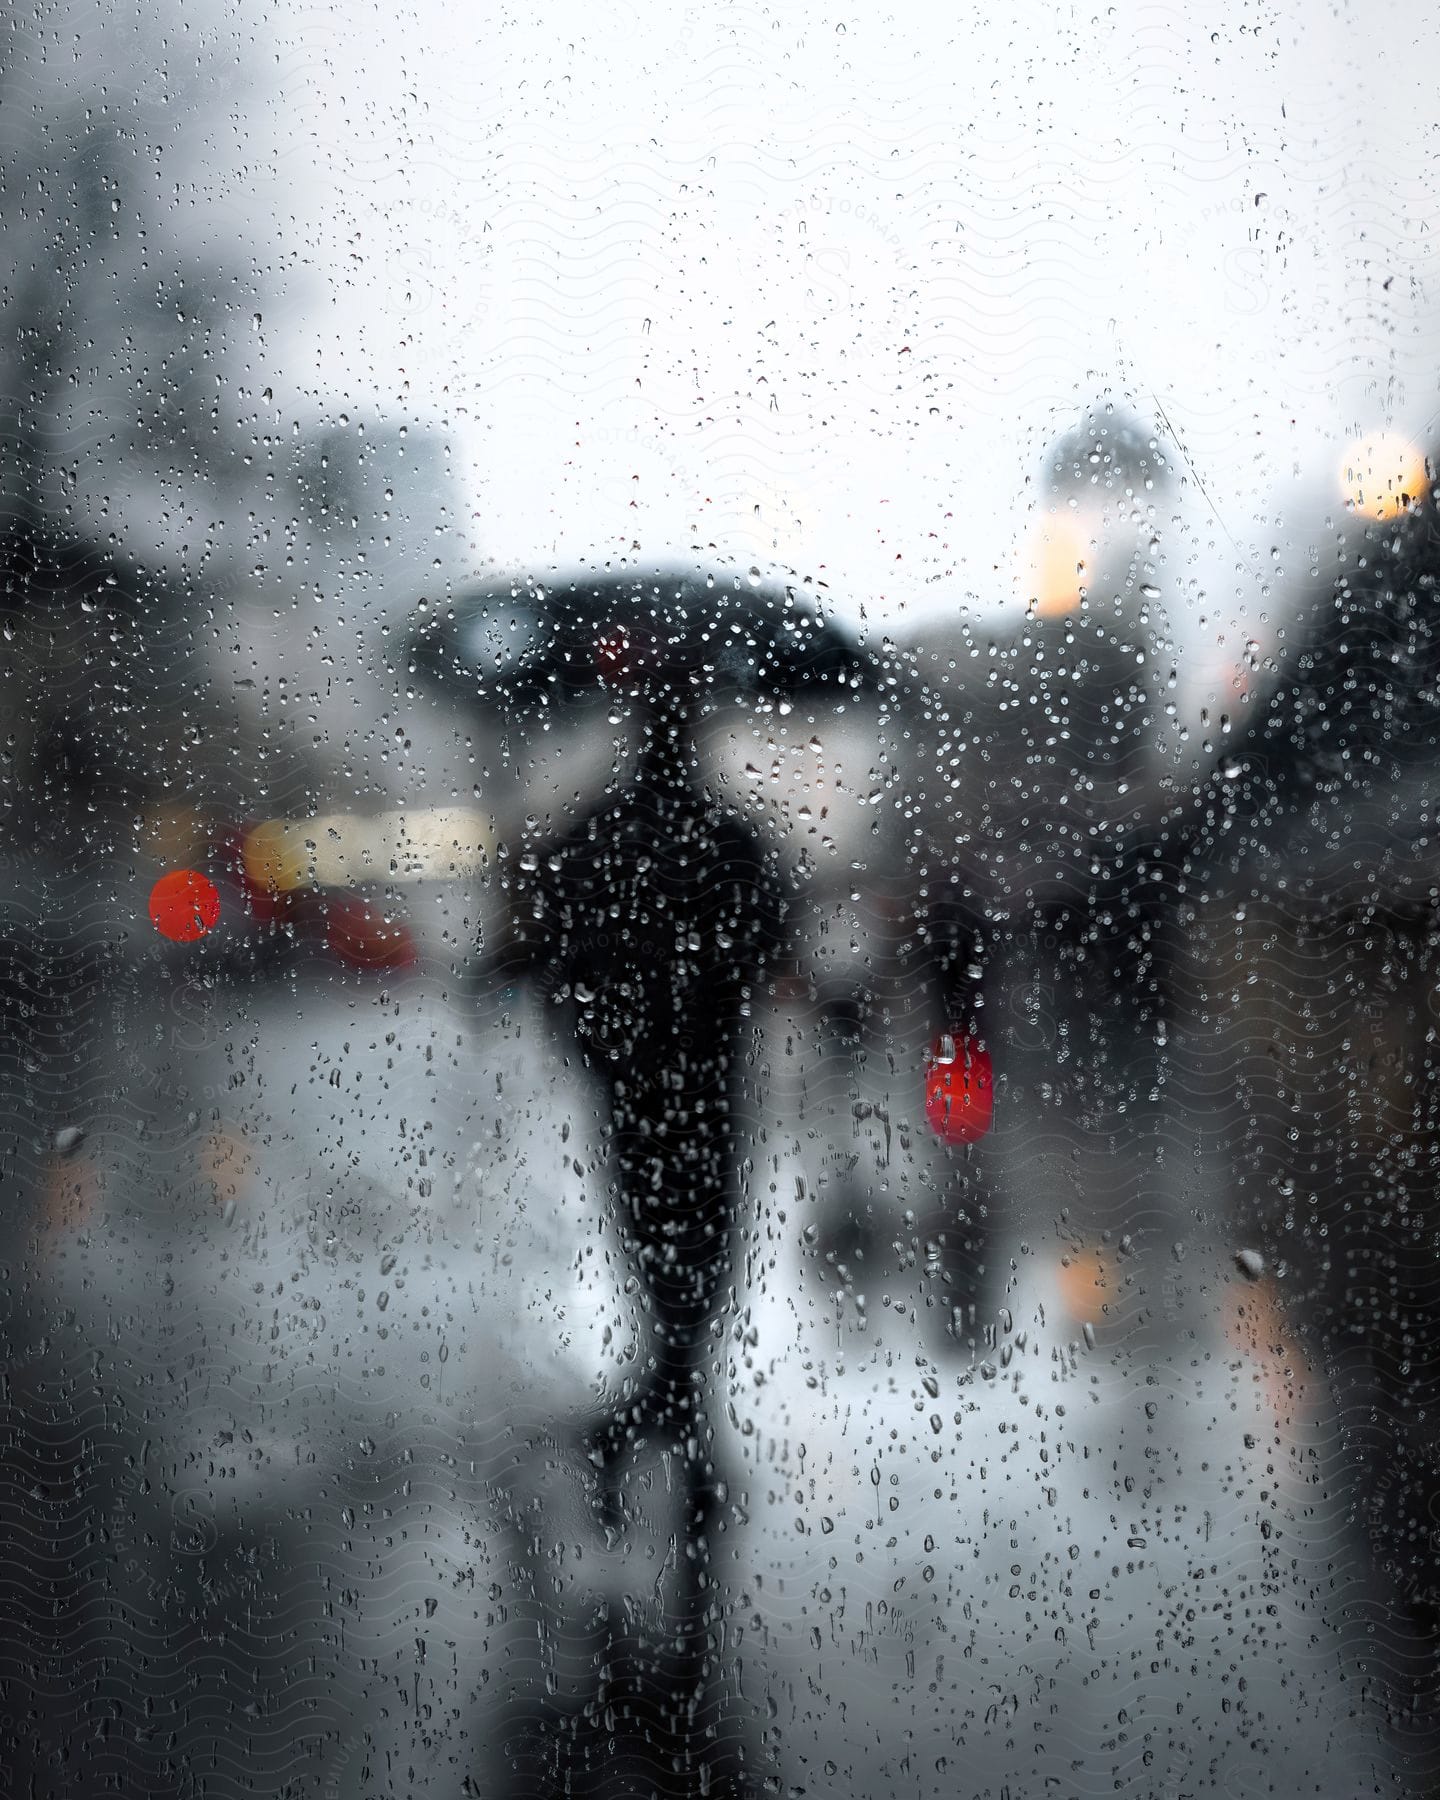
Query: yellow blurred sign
[{"left": 243, "top": 807, "right": 494, "bottom": 892}]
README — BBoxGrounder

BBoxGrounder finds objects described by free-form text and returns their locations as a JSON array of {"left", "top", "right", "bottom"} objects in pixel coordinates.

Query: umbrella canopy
[
  {"left": 406, "top": 561, "right": 882, "bottom": 713},
  {"left": 406, "top": 561, "right": 898, "bottom": 888}
]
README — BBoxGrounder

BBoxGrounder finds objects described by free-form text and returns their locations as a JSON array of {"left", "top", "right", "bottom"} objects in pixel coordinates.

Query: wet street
[{"left": 0, "top": 909, "right": 1402, "bottom": 1796}]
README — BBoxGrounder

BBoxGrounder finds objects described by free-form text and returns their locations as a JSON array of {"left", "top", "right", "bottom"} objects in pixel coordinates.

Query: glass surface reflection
[{"left": 2, "top": 2, "right": 1437, "bottom": 1795}]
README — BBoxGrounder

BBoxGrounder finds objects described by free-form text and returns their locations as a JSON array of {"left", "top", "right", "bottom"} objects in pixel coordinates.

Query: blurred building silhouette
[
  {"left": 902, "top": 402, "right": 1182, "bottom": 917},
  {"left": 1177, "top": 444, "right": 1440, "bottom": 1767}
]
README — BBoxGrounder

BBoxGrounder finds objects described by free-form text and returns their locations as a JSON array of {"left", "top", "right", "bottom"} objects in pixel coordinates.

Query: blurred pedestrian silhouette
[{"left": 410, "top": 562, "right": 877, "bottom": 1796}]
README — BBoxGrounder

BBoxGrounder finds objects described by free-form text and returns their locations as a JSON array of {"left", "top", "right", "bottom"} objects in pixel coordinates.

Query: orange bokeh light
[
  {"left": 1339, "top": 431, "right": 1431, "bottom": 521},
  {"left": 1027, "top": 514, "right": 1090, "bottom": 617}
]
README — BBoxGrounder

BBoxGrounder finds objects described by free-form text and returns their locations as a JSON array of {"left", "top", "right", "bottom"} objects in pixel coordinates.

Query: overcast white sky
[{"left": 14, "top": 0, "right": 1440, "bottom": 707}]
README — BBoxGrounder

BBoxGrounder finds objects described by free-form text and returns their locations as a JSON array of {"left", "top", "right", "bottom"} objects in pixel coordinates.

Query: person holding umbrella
[{"left": 409, "top": 558, "right": 880, "bottom": 1796}]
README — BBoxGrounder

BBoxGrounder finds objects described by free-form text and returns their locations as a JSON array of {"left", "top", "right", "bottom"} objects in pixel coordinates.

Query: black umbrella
[{"left": 409, "top": 562, "right": 873, "bottom": 693}]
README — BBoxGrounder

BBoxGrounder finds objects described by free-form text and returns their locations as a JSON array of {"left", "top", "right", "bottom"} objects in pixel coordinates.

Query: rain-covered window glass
[{"left": 4, "top": 1, "right": 1438, "bottom": 1795}]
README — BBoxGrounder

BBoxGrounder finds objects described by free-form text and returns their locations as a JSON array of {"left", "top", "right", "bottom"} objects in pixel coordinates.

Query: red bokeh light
[
  {"left": 924, "top": 1034, "right": 993, "bottom": 1144},
  {"left": 149, "top": 869, "right": 222, "bottom": 943}
]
